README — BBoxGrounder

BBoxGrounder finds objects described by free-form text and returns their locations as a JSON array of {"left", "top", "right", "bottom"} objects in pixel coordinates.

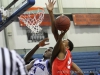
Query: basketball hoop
[{"left": 18, "top": 7, "right": 45, "bottom": 33}]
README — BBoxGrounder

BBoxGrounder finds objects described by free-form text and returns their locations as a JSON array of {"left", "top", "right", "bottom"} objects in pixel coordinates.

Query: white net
[{"left": 18, "top": 7, "right": 45, "bottom": 33}]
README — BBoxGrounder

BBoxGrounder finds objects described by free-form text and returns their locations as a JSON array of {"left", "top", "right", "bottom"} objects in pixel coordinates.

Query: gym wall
[
  {"left": 62, "top": 0, "right": 100, "bottom": 8},
  {"left": 67, "top": 21, "right": 100, "bottom": 47},
  {"left": 12, "top": 20, "right": 100, "bottom": 49},
  {"left": 1, "top": 0, "right": 100, "bottom": 54},
  {"left": 0, "top": 30, "right": 6, "bottom": 47},
  {"left": 12, "top": 22, "right": 56, "bottom": 49}
]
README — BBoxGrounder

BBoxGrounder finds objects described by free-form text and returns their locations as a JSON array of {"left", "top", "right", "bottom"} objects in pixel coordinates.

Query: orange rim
[{"left": 27, "top": 6, "right": 44, "bottom": 11}]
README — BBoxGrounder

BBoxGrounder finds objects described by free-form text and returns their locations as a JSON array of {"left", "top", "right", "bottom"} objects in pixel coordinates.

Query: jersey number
[
  {"left": 33, "top": 67, "right": 37, "bottom": 74},
  {"left": 67, "top": 57, "right": 71, "bottom": 69}
]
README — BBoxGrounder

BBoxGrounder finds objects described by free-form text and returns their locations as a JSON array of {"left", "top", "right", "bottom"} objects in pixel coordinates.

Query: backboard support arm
[
  {"left": 4, "top": 0, "right": 18, "bottom": 10},
  {"left": 0, "top": 0, "right": 35, "bottom": 31}
]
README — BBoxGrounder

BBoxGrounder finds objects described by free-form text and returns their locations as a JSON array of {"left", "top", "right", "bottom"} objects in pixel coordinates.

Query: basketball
[{"left": 55, "top": 15, "right": 70, "bottom": 31}]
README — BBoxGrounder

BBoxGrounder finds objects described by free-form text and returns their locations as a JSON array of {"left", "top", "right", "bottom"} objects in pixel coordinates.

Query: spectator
[{"left": 89, "top": 71, "right": 95, "bottom": 75}]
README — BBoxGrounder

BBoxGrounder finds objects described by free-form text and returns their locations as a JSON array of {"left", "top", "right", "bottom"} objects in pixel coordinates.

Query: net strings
[{"left": 18, "top": 8, "right": 45, "bottom": 33}]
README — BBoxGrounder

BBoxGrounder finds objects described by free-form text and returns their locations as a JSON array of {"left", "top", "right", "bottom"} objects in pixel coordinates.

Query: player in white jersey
[
  {"left": 24, "top": 38, "right": 52, "bottom": 75},
  {"left": 28, "top": 59, "right": 50, "bottom": 75}
]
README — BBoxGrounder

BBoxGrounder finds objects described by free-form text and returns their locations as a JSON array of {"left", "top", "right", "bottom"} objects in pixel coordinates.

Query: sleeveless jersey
[
  {"left": 28, "top": 59, "right": 50, "bottom": 75},
  {"left": 52, "top": 50, "right": 72, "bottom": 75}
]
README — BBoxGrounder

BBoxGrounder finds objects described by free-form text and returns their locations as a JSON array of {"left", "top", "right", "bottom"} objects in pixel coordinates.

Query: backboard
[{"left": 0, "top": 0, "right": 35, "bottom": 31}]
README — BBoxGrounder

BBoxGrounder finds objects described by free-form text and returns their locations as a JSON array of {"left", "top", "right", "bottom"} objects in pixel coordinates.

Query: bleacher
[
  {"left": 72, "top": 51, "right": 100, "bottom": 75},
  {"left": 21, "top": 51, "right": 100, "bottom": 75}
]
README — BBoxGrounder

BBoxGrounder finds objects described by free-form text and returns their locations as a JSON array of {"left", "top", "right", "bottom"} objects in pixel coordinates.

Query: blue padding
[
  {"left": 20, "top": 55, "right": 24, "bottom": 58},
  {"left": 79, "top": 65, "right": 100, "bottom": 69},
  {"left": 73, "top": 59, "right": 100, "bottom": 63},
  {"left": 33, "top": 54, "right": 43, "bottom": 58},
  {"left": 76, "top": 62, "right": 100, "bottom": 66},
  {"left": 73, "top": 73, "right": 91, "bottom": 75},
  {"left": 84, "top": 73, "right": 90, "bottom": 75},
  {"left": 96, "top": 68, "right": 100, "bottom": 71},
  {"left": 72, "top": 51, "right": 99, "bottom": 54},
  {"left": 82, "top": 69, "right": 95, "bottom": 71},
  {"left": 72, "top": 51, "right": 99, "bottom": 56},
  {"left": 72, "top": 56, "right": 100, "bottom": 60},
  {"left": 72, "top": 53, "right": 99, "bottom": 56},
  {"left": 0, "top": 0, "right": 35, "bottom": 31},
  {"left": 82, "top": 69, "right": 95, "bottom": 75}
]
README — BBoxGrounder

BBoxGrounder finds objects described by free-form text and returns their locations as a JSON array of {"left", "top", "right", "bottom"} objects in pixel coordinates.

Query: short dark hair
[
  {"left": 67, "top": 39, "right": 74, "bottom": 51},
  {"left": 49, "top": 47, "right": 53, "bottom": 50},
  {"left": 46, "top": 47, "right": 53, "bottom": 51}
]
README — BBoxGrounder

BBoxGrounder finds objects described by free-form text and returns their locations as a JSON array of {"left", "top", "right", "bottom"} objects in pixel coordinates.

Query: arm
[
  {"left": 51, "top": 31, "right": 67, "bottom": 65},
  {"left": 46, "top": 0, "right": 59, "bottom": 41},
  {"left": 24, "top": 38, "right": 49, "bottom": 63},
  {"left": 50, "top": 39, "right": 61, "bottom": 70},
  {"left": 25, "top": 59, "right": 36, "bottom": 71},
  {"left": 24, "top": 44, "right": 39, "bottom": 63},
  {"left": 49, "top": 11, "right": 59, "bottom": 42},
  {"left": 71, "top": 62, "right": 84, "bottom": 75}
]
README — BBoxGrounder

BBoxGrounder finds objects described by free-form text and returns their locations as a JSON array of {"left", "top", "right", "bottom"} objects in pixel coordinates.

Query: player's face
[
  {"left": 63, "top": 39, "right": 69, "bottom": 49},
  {"left": 43, "top": 48, "right": 52, "bottom": 59}
]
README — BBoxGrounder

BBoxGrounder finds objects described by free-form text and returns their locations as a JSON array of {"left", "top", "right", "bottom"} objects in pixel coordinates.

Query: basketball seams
[
  {"left": 55, "top": 15, "right": 70, "bottom": 31},
  {"left": 56, "top": 16, "right": 70, "bottom": 25}
]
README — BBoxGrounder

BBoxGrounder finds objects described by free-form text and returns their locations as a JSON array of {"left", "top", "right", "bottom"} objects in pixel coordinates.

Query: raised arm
[
  {"left": 24, "top": 38, "right": 49, "bottom": 63},
  {"left": 24, "top": 44, "right": 39, "bottom": 63},
  {"left": 45, "top": 0, "right": 59, "bottom": 41},
  {"left": 51, "top": 31, "right": 67, "bottom": 65}
]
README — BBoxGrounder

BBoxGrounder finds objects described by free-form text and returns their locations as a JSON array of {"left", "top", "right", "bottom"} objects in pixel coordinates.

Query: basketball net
[{"left": 18, "top": 7, "right": 45, "bottom": 33}]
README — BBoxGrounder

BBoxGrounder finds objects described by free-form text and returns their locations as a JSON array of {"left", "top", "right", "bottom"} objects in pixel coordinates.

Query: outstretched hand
[
  {"left": 38, "top": 38, "right": 49, "bottom": 47},
  {"left": 59, "top": 29, "right": 68, "bottom": 39},
  {"left": 45, "top": 0, "right": 56, "bottom": 12}
]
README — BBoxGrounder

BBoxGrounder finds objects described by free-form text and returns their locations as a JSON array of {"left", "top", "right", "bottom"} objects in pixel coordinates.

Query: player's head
[
  {"left": 43, "top": 47, "right": 53, "bottom": 59},
  {"left": 62, "top": 39, "right": 74, "bottom": 51}
]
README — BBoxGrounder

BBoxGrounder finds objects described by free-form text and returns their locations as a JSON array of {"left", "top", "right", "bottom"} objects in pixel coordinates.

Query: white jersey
[{"left": 28, "top": 59, "right": 50, "bottom": 75}]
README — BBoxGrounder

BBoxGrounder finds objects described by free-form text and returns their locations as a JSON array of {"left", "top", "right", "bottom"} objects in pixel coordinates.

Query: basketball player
[
  {"left": 45, "top": 0, "right": 83, "bottom": 75},
  {"left": 24, "top": 38, "right": 52, "bottom": 75}
]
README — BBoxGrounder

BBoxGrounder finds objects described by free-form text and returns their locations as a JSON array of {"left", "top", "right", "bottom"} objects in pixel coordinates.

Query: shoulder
[
  {"left": 67, "top": 50, "right": 72, "bottom": 56},
  {"left": 11, "top": 50, "right": 26, "bottom": 64},
  {"left": 30, "top": 59, "right": 36, "bottom": 63},
  {"left": 57, "top": 50, "right": 72, "bottom": 60},
  {"left": 0, "top": 47, "right": 10, "bottom": 52},
  {"left": 67, "top": 49, "right": 71, "bottom": 53},
  {"left": 45, "top": 59, "right": 50, "bottom": 64},
  {"left": 11, "top": 50, "right": 22, "bottom": 58},
  {"left": 29, "top": 59, "right": 38, "bottom": 66},
  {"left": 45, "top": 59, "right": 51, "bottom": 69},
  {"left": 0, "top": 47, "right": 17, "bottom": 59}
]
